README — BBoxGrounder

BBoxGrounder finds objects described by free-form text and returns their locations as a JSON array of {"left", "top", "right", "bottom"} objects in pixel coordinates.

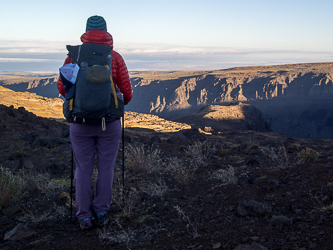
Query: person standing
[{"left": 57, "top": 15, "right": 132, "bottom": 229}]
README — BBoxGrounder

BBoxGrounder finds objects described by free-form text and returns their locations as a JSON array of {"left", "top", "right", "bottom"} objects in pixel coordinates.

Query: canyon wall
[{"left": 127, "top": 63, "right": 333, "bottom": 138}]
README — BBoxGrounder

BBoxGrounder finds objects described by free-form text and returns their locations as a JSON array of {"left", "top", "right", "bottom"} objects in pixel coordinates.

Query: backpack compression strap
[
  {"left": 105, "top": 65, "right": 119, "bottom": 109},
  {"left": 69, "top": 98, "right": 74, "bottom": 111}
]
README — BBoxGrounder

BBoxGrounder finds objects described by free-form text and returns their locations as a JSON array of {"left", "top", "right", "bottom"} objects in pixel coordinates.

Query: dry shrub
[
  {"left": 185, "top": 141, "right": 210, "bottom": 168},
  {"left": 125, "top": 144, "right": 162, "bottom": 173},
  {"left": 261, "top": 144, "right": 289, "bottom": 168},
  {"left": 0, "top": 166, "right": 26, "bottom": 209},
  {"left": 168, "top": 157, "right": 198, "bottom": 186},
  {"left": 298, "top": 147, "right": 319, "bottom": 161},
  {"left": 212, "top": 166, "right": 237, "bottom": 185}
]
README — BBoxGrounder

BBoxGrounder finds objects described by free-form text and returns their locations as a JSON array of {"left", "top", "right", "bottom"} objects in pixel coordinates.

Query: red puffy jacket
[{"left": 57, "top": 30, "right": 132, "bottom": 104}]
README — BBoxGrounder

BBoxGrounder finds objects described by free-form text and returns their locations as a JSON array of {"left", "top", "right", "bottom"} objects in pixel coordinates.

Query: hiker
[{"left": 57, "top": 15, "right": 132, "bottom": 229}]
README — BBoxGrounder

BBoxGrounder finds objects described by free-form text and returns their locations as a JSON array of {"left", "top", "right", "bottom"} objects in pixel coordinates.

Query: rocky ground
[{"left": 1, "top": 104, "right": 333, "bottom": 249}]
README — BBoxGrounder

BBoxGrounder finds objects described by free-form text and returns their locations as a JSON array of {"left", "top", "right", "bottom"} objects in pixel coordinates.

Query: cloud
[
  {"left": 117, "top": 44, "right": 245, "bottom": 58},
  {"left": 0, "top": 39, "right": 332, "bottom": 72},
  {"left": 117, "top": 43, "right": 333, "bottom": 57},
  {"left": 0, "top": 58, "right": 56, "bottom": 63},
  {"left": 0, "top": 39, "right": 74, "bottom": 54}
]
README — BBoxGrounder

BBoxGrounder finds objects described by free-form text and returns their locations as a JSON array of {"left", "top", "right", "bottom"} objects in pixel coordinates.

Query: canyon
[
  {"left": 1, "top": 62, "right": 333, "bottom": 138},
  {"left": 128, "top": 63, "right": 333, "bottom": 138}
]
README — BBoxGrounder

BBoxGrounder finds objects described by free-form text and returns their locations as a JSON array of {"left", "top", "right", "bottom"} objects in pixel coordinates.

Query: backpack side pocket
[{"left": 63, "top": 99, "right": 74, "bottom": 123}]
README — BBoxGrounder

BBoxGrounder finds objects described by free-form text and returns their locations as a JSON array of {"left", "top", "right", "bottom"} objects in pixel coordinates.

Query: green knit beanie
[{"left": 86, "top": 15, "right": 107, "bottom": 32}]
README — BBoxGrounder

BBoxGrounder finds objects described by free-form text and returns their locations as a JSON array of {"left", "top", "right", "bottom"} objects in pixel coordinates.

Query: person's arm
[{"left": 112, "top": 51, "right": 133, "bottom": 104}]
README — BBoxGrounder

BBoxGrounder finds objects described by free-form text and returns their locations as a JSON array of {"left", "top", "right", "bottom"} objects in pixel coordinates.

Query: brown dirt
[{"left": 1, "top": 104, "right": 333, "bottom": 250}]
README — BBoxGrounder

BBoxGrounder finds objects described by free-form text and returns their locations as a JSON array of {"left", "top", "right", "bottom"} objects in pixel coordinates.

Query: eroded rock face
[
  {"left": 129, "top": 66, "right": 333, "bottom": 117},
  {"left": 0, "top": 75, "right": 59, "bottom": 98},
  {"left": 127, "top": 63, "right": 333, "bottom": 138}
]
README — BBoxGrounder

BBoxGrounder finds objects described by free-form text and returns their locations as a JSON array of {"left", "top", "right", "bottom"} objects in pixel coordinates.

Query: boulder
[
  {"left": 4, "top": 223, "right": 37, "bottom": 241},
  {"left": 238, "top": 200, "right": 273, "bottom": 217}
]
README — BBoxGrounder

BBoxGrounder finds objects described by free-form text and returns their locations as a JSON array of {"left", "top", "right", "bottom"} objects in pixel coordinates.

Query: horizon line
[{"left": 1, "top": 61, "right": 332, "bottom": 76}]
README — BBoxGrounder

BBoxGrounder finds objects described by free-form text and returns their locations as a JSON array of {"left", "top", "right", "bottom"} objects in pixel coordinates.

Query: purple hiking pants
[{"left": 70, "top": 120, "right": 121, "bottom": 219}]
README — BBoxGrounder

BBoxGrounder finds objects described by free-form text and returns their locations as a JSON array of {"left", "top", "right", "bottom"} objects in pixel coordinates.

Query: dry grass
[
  {"left": 166, "top": 141, "right": 211, "bottom": 186},
  {"left": 174, "top": 206, "right": 200, "bottom": 239},
  {"left": 19, "top": 201, "right": 68, "bottom": 223},
  {"left": 140, "top": 178, "right": 168, "bottom": 199},
  {"left": 125, "top": 144, "right": 162, "bottom": 173},
  {"left": 26, "top": 172, "right": 70, "bottom": 197},
  {"left": 0, "top": 166, "right": 26, "bottom": 209},
  {"left": 112, "top": 183, "right": 139, "bottom": 220}
]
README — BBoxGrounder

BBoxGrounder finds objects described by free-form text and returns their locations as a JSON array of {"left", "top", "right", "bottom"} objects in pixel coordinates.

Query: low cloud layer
[{"left": 0, "top": 39, "right": 332, "bottom": 72}]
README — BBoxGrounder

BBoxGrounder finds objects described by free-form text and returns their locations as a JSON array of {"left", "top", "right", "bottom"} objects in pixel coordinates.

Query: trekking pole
[
  {"left": 122, "top": 115, "right": 125, "bottom": 205},
  {"left": 69, "top": 148, "right": 74, "bottom": 222}
]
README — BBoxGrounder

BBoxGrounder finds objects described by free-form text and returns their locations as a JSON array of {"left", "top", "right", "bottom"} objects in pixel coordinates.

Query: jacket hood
[{"left": 80, "top": 30, "right": 113, "bottom": 49}]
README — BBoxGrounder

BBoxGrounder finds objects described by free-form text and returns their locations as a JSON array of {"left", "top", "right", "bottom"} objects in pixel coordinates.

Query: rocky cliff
[
  {"left": 0, "top": 73, "right": 60, "bottom": 98},
  {"left": 127, "top": 63, "right": 333, "bottom": 138}
]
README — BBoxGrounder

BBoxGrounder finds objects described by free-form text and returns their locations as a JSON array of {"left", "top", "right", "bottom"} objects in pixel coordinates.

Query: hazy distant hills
[{"left": 1, "top": 62, "right": 333, "bottom": 138}]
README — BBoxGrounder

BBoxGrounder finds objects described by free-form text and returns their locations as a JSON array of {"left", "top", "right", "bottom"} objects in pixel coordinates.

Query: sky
[{"left": 0, "top": 0, "right": 332, "bottom": 72}]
